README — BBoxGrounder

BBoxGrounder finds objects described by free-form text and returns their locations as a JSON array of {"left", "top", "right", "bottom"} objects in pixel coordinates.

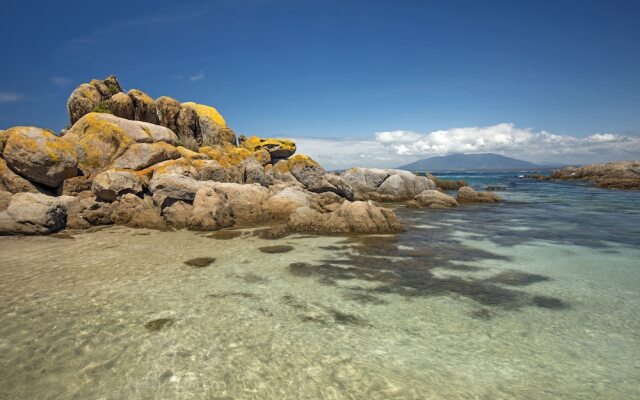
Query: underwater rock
[
  {"left": 411, "top": 189, "right": 458, "bottom": 208},
  {"left": 184, "top": 257, "right": 216, "bottom": 268},
  {"left": 457, "top": 186, "right": 501, "bottom": 203}
]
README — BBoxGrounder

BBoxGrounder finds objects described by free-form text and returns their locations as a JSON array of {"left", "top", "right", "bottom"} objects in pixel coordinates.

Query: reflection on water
[{"left": 0, "top": 173, "right": 639, "bottom": 399}]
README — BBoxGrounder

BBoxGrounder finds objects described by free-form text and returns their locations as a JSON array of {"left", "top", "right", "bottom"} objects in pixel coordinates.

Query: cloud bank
[{"left": 291, "top": 123, "right": 640, "bottom": 170}]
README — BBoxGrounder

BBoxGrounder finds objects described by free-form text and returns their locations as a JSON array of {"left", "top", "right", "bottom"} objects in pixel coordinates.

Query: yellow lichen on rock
[
  {"left": 175, "top": 146, "right": 210, "bottom": 160},
  {"left": 286, "top": 154, "right": 320, "bottom": 169},
  {"left": 239, "top": 135, "right": 296, "bottom": 159},
  {"left": 181, "top": 102, "right": 227, "bottom": 128},
  {"left": 128, "top": 89, "right": 154, "bottom": 105},
  {"left": 199, "top": 145, "right": 251, "bottom": 168}
]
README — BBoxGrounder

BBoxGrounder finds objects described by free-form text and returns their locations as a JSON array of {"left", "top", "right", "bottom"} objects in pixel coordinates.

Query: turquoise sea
[{"left": 1, "top": 172, "right": 639, "bottom": 399}]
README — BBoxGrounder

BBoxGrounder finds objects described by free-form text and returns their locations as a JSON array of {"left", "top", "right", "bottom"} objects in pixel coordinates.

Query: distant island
[{"left": 399, "top": 153, "right": 553, "bottom": 171}]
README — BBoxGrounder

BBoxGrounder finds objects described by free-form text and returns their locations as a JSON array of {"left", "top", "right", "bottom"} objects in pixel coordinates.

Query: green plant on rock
[{"left": 92, "top": 101, "right": 113, "bottom": 114}]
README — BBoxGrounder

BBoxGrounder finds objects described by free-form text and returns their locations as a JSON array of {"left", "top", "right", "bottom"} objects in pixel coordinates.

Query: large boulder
[
  {"left": 111, "top": 142, "right": 181, "bottom": 170},
  {"left": 128, "top": 89, "right": 158, "bottom": 124},
  {"left": 341, "top": 168, "right": 435, "bottom": 201},
  {"left": 3, "top": 127, "right": 78, "bottom": 187},
  {"left": 111, "top": 194, "right": 166, "bottom": 229},
  {"left": 92, "top": 169, "right": 146, "bottom": 202},
  {"left": 0, "top": 158, "right": 39, "bottom": 194},
  {"left": 182, "top": 102, "right": 235, "bottom": 146},
  {"left": 206, "top": 182, "right": 271, "bottom": 225},
  {"left": 457, "top": 186, "right": 501, "bottom": 203},
  {"left": 162, "top": 201, "right": 193, "bottom": 229},
  {"left": 271, "top": 155, "right": 354, "bottom": 200},
  {"left": 107, "top": 92, "right": 134, "bottom": 120},
  {"left": 62, "top": 113, "right": 178, "bottom": 174},
  {"left": 288, "top": 200, "right": 403, "bottom": 234},
  {"left": 409, "top": 190, "right": 458, "bottom": 208},
  {"left": 188, "top": 187, "right": 233, "bottom": 231},
  {"left": 67, "top": 83, "right": 103, "bottom": 125},
  {"left": 149, "top": 173, "right": 204, "bottom": 202},
  {"left": 263, "top": 185, "right": 310, "bottom": 220},
  {"left": 238, "top": 135, "right": 296, "bottom": 159},
  {"left": 156, "top": 96, "right": 182, "bottom": 134},
  {"left": 0, "top": 192, "right": 74, "bottom": 234}
]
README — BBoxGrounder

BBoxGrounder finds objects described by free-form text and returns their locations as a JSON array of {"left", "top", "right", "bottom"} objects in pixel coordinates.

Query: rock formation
[
  {"left": 0, "top": 74, "right": 505, "bottom": 236},
  {"left": 540, "top": 162, "right": 640, "bottom": 190}
]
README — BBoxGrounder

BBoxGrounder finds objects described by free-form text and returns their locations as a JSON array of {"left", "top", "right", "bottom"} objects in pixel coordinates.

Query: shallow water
[{"left": 1, "top": 174, "right": 639, "bottom": 399}]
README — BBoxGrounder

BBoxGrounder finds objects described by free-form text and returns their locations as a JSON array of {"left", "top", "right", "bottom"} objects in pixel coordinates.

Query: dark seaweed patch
[
  {"left": 145, "top": 318, "right": 174, "bottom": 331},
  {"left": 206, "top": 292, "right": 258, "bottom": 299},
  {"left": 487, "top": 270, "right": 550, "bottom": 286},
  {"left": 206, "top": 230, "right": 243, "bottom": 240},
  {"left": 184, "top": 257, "right": 216, "bottom": 268},
  {"left": 259, "top": 245, "right": 294, "bottom": 254},
  {"left": 531, "top": 295, "right": 569, "bottom": 310}
]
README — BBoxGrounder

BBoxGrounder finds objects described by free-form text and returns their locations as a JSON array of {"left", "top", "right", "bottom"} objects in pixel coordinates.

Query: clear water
[{"left": 1, "top": 173, "right": 639, "bottom": 399}]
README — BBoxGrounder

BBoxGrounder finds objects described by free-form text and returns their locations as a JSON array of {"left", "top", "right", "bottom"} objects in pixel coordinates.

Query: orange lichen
[
  {"left": 128, "top": 89, "right": 154, "bottom": 104},
  {"left": 199, "top": 144, "right": 251, "bottom": 168},
  {"left": 240, "top": 135, "right": 296, "bottom": 153}
]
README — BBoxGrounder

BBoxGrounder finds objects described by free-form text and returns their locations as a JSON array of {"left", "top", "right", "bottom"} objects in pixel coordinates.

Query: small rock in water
[
  {"left": 144, "top": 318, "right": 175, "bottom": 331},
  {"left": 258, "top": 245, "right": 294, "bottom": 254},
  {"left": 184, "top": 257, "right": 216, "bottom": 268}
]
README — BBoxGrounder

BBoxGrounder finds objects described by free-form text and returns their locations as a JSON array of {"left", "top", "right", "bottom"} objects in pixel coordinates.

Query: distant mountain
[{"left": 398, "top": 153, "right": 541, "bottom": 171}]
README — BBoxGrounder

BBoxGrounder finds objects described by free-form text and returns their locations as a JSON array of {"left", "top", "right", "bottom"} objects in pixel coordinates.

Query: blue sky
[{"left": 1, "top": 0, "right": 639, "bottom": 167}]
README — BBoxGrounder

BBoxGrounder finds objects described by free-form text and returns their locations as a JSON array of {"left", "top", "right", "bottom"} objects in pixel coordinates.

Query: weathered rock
[
  {"left": 271, "top": 155, "right": 353, "bottom": 199},
  {"left": 188, "top": 187, "right": 233, "bottom": 230},
  {"left": 252, "top": 149, "right": 271, "bottom": 166},
  {"left": 426, "top": 173, "right": 467, "bottom": 191},
  {"left": 155, "top": 96, "right": 181, "bottom": 134},
  {"left": 107, "top": 92, "right": 134, "bottom": 120},
  {"left": 288, "top": 200, "right": 403, "bottom": 234},
  {"left": 128, "top": 89, "right": 158, "bottom": 124},
  {"left": 0, "top": 190, "right": 11, "bottom": 211},
  {"left": 175, "top": 146, "right": 209, "bottom": 160},
  {"left": 111, "top": 142, "right": 180, "bottom": 170},
  {"left": 0, "top": 193, "right": 74, "bottom": 234},
  {"left": 0, "top": 129, "right": 8, "bottom": 154},
  {"left": 198, "top": 145, "right": 250, "bottom": 184},
  {"left": 162, "top": 201, "right": 193, "bottom": 229},
  {"left": 239, "top": 135, "right": 296, "bottom": 159},
  {"left": 0, "top": 157, "right": 39, "bottom": 193},
  {"left": 341, "top": 168, "right": 435, "bottom": 201},
  {"left": 182, "top": 102, "right": 235, "bottom": 146},
  {"left": 177, "top": 104, "right": 200, "bottom": 143},
  {"left": 149, "top": 173, "right": 204, "bottom": 201},
  {"left": 412, "top": 190, "right": 458, "bottom": 208},
  {"left": 61, "top": 175, "right": 93, "bottom": 196},
  {"left": 549, "top": 161, "right": 640, "bottom": 190},
  {"left": 191, "top": 159, "right": 227, "bottom": 182},
  {"left": 243, "top": 157, "right": 271, "bottom": 186},
  {"left": 92, "top": 170, "right": 146, "bottom": 202},
  {"left": 62, "top": 113, "right": 178, "bottom": 174},
  {"left": 457, "top": 186, "right": 501, "bottom": 203},
  {"left": 67, "top": 83, "right": 103, "bottom": 125},
  {"left": 263, "top": 185, "right": 310, "bottom": 220},
  {"left": 111, "top": 194, "right": 166, "bottom": 229},
  {"left": 207, "top": 182, "right": 271, "bottom": 225},
  {"left": 3, "top": 127, "right": 78, "bottom": 187}
]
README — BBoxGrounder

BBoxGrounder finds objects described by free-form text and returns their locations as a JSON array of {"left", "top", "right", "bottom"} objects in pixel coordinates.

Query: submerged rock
[{"left": 410, "top": 189, "right": 458, "bottom": 208}]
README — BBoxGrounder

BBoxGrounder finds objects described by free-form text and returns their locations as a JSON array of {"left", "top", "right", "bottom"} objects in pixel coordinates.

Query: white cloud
[
  {"left": 0, "top": 92, "right": 24, "bottom": 103},
  {"left": 51, "top": 76, "right": 72, "bottom": 88},
  {"left": 190, "top": 71, "right": 205, "bottom": 82},
  {"left": 289, "top": 123, "right": 640, "bottom": 170}
]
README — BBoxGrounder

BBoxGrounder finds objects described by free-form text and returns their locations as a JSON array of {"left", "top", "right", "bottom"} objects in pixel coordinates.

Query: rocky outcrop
[
  {"left": 239, "top": 135, "right": 296, "bottom": 159},
  {"left": 3, "top": 127, "right": 78, "bottom": 187},
  {"left": 67, "top": 76, "right": 122, "bottom": 125},
  {"left": 457, "top": 186, "right": 501, "bottom": 203},
  {"left": 107, "top": 92, "right": 134, "bottom": 120},
  {"left": 0, "top": 193, "right": 74, "bottom": 234},
  {"left": 128, "top": 89, "right": 158, "bottom": 125},
  {"left": 340, "top": 167, "right": 435, "bottom": 201},
  {"left": 426, "top": 173, "right": 467, "bottom": 191},
  {"left": 408, "top": 190, "right": 458, "bottom": 208},
  {"left": 548, "top": 161, "right": 640, "bottom": 190}
]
